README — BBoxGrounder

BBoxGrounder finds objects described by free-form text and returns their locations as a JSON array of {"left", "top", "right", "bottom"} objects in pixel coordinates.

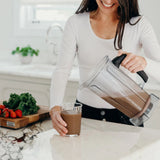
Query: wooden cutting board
[{"left": 0, "top": 105, "right": 50, "bottom": 129}]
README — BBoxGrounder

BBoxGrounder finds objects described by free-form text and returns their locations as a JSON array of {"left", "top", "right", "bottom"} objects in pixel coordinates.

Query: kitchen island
[
  {"left": 20, "top": 118, "right": 160, "bottom": 160},
  {"left": 0, "top": 119, "right": 53, "bottom": 160},
  {"left": 0, "top": 62, "right": 160, "bottom": 160}
]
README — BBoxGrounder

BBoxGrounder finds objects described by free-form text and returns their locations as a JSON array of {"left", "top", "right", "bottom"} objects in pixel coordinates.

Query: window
[{"left": 14, "top": 0, "right": 81, "bottom": 36}]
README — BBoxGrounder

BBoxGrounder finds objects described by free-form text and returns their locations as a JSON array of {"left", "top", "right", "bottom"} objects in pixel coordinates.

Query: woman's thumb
[{"left": 118, "top": 49, "right": 123, "bottom": 56}]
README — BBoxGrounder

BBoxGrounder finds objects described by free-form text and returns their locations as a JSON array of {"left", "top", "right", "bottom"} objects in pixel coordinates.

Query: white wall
[
  {"left": 0, "top": 0, "right": 160, "bottom": 63},
  {"left": 139, "top": 0, "right": 160, "bottom": 41},
  {"left": 0, "top": 0, "right": 13, "bottom": 52},
  {"left": 0, "top": 0, "right": 48, "bottom": 63}
]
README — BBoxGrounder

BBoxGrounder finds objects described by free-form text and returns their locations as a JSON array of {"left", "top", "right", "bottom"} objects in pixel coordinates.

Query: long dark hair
[{"left": 75, "top": 0, "right": 140, "bottom": 50}]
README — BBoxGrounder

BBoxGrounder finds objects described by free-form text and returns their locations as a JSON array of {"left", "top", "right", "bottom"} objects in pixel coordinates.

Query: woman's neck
[
  {"left": 89, "top": 9, "right": 119, "bottom": 40},
  {"left": 90, "top": 9, "right": 118, "bottom": 23}
]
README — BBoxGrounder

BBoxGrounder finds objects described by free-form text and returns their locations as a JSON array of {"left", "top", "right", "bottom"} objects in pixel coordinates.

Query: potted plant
[{"left": 12, "top": 45, "right": 39, "bottom": 64}]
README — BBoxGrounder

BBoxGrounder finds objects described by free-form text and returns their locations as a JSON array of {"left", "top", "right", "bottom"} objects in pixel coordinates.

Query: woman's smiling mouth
[{"left": 101, "top": 0, "right": 115, "bottom": 8}]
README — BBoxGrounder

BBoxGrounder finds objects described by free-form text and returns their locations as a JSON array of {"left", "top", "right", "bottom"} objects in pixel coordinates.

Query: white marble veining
[
  {"left": 0, "top": 119, "right": 53, "bottom": 160},
  {"left": 22, "top": 118, "right": 160, "bottom": 160},
  {"left": 0, "top": 119, "right": 53, "bottom": 139}
]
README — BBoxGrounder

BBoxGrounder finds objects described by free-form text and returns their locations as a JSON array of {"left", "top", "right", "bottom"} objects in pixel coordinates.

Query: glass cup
[{"left": 61, "top": 103, "right": 82, "bottom": 137}]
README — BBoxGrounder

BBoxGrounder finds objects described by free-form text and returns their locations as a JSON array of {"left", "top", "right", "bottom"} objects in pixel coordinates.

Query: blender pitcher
[{"left": 81, "top": 54, "right": 159, "bottom": 126}]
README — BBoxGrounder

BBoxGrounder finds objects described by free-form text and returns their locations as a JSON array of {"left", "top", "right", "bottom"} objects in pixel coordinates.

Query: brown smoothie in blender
[{"left": 102, "top": 93, "right": 150, "bottom": 118}]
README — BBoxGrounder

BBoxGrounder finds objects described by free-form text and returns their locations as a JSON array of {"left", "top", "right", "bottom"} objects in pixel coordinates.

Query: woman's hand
[
  {"left": 50, "top": 106, "right": 68, "bottom": 136},
  {"left": 118, "top": 50, "right": 147, "bottom": 73}
]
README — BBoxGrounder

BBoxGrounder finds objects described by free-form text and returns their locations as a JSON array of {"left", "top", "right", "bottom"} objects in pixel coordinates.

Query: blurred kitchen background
[
  {"left": 0, "top": 0, "right": 81, "bottom": 63},
  {"left": 0, "top": 0, "right": 159, "bottom": 128},
  {"left": 0, "top": 0, "right": 159, "bottom": 62}
]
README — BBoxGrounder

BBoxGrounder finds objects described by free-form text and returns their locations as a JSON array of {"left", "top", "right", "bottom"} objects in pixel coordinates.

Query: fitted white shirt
[{"left": 50, "top": 12, "right": 160, "bottom": 109}]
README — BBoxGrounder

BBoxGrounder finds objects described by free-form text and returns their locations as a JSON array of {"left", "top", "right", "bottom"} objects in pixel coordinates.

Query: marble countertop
[
  {"left": 0, "top": 62, "right": 79, "bottom": 81},
  {"left": 0, "top": 119, "right": 53, "bottom": 160},
  {"left": 18, "top": 118, "right": 160, "bottom": 160}
]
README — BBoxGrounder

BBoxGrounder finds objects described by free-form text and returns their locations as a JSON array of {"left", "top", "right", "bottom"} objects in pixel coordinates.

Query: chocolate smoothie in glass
[{"left": 61, "top": 103, "right": 82, "bottom": 136}]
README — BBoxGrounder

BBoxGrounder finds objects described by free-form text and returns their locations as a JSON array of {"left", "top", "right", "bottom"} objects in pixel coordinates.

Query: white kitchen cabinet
[
  {"left": 0, "top": 74, "right": 50, "bottom": 106},
  {"left": 0, "top": 73, "right": 79, "bottom": 107}
]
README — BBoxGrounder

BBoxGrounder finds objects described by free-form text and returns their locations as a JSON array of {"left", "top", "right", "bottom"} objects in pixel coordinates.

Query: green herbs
[
  {"left": 3, "top": 93, "right": 40, "bottom": 116},
  {"left": 3, "top": 93, "right": 21, "bottom": 110},
  {"left": 12, "top": 45, "right": 39, "bottom": 57}
]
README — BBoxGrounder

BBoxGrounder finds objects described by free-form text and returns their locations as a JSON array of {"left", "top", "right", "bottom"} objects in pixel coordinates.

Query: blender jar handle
[{"left": 112, "top": 54, "right": 148, "bottom": 83}]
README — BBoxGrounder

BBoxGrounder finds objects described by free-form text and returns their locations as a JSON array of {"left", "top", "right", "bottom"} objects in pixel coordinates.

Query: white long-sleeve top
[{"left": 50, "top": 12, "right": 160, "bottom": 109}]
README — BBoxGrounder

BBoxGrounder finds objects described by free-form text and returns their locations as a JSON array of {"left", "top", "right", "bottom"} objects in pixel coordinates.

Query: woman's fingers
[
  {"left": 50, "top": 107, "right": 68, "bottom": 136},
  {"left": 125, "top": 57, "right": 140, "bottom": 69},
  {"left": 125, "top": 56, "right": 146, "bottom": 72},
  {"left": 128, "top": 64, "right": 141, "bottom": 73},
  {"left": 52, "top": 118, "right": 67, "bottom": 136},
  {"left": 55, "top": 114, "right": 68, "bottom": 133},
  {"left": 118, "top": 49, "right": 123, "bottom": 56},
  {"left": 117, "top": 51, "right": 147, "bottom": 72},
  {"left": 125, "top": 59, "right": 136, "bottom": 69},
  {"left": 121, "top": 53, "right": 135, "bottom": 66},
  {"left": 131, "top": 65, "right": 144, "bottom": 73},
  {"left": 56, "top": 113, "right": 67, "bottom": 127},
  {"left": 118, "top": 50, "right": 135, "bottom": 66},
  {"left": 54, "top": 122, "right": 68, "bottom": 135},
  {"left": 54, "top": 126, "right": 66, "bottom": 136}
]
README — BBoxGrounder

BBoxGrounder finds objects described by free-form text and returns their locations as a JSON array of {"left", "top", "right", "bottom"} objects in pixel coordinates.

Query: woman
[{"left": 50, "top": 0, "right": 160, "bottom": 136}]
